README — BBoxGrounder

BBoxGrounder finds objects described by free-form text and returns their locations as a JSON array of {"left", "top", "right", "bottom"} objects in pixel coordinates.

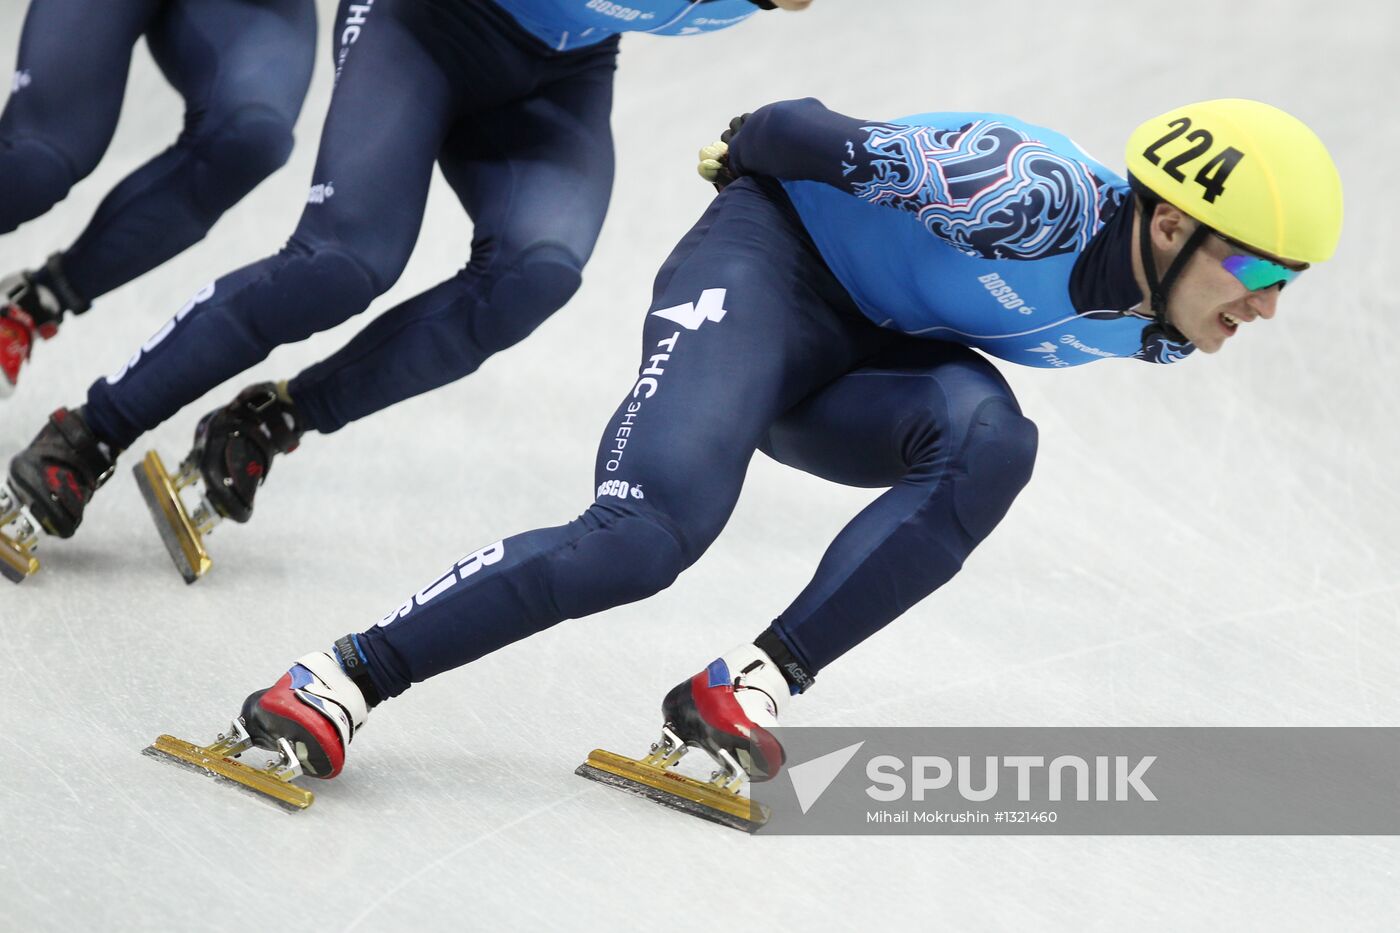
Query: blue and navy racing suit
[
  {"left": 347, "top": 98, "right": 1174, "bottom": 704},
  {"left": 0, "top": 0, "right": 316, "bottom": 310},
  {"left": 738, "top": 98, "right": 1195, "bottom": 366},
  {"left": 80, "top": 0, "right": 773, "bottom": 449}
]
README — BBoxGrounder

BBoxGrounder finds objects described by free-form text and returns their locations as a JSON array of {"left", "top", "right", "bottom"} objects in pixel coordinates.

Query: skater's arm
[
  {"left": 724, "top": 98, "right": 905, "bottom": 193},
  {"left": 724, "top": 99, "right": 1115, "bottom": 262}
]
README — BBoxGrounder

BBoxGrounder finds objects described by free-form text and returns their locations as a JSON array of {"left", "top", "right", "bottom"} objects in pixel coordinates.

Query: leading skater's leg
[
  {"left": 236, "top": 178, "right": 884, "bottom": 774},
  {"left": 644, "top": 341, "right": 1038, "bottom": 789},
  {"left": 287, "top": 39, "right": 619, "bottom": 434},
  {"left": 755, "top": 339, "right": 1039, "bottom": 678}
]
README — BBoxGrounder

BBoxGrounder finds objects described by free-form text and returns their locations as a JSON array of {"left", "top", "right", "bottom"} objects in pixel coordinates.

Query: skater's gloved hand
[{"left": 697, "top": 113, "right": 751, "bottom": 192}]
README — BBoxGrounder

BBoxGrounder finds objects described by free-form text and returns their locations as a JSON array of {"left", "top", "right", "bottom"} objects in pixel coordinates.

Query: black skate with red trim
[
  {"left": 577, "top": 644, "right": 793, "bottom": 831},
  {"left": 145, "top": 644, "right": 372, "bottom": 811},
  {"left": 134, "top": 382, "right": 303, "bottom": 583},
  {"left": 2, "top": 407, "right": 118, "bottom": 583}
]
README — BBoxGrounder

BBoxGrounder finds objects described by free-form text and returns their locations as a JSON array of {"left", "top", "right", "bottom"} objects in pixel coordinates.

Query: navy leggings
[
  {"left": 354, "top": 178, "right": 1039, "bottom": 699},
  {"left": 84, "top": 0, "right": 618, "bottom": 448},
  {"left": 0, "top": 0, "right": 315, "bottom": 305}
]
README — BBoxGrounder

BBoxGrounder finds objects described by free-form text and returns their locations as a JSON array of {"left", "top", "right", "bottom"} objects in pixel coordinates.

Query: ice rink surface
[{"left": 2, "top": 0, "right": 1399, "bottom": 928}]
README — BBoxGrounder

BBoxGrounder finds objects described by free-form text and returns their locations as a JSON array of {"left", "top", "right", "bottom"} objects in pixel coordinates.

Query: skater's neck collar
[{"left": 1070, "top": 193, "right": 1142, "bottom": 314}]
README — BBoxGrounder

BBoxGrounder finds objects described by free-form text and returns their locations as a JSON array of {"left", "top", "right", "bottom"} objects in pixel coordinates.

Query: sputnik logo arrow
[{"left": 787, "top": 741, "right": 865, "bottom": 814}]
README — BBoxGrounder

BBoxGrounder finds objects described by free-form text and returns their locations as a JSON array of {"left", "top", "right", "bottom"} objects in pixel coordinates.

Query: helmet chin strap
[{"left": 1138, "top": 200, "right": 1209, "bottom": 344}]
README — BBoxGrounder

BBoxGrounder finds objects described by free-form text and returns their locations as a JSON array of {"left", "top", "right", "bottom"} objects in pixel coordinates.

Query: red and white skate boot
[
  {"left": 662, "top": 644, "right": 791, "bottom": 783},
  {"left": 240, "top": 650, "right": 369, "bottom": 778},
  {"left": 0, "top": 272, "right": 62, "bottom": 398}
]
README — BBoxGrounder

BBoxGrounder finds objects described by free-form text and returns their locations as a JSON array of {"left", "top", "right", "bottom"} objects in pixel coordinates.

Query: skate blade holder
[
  {"left": 576, "top": 726, "right": 768, "bottom": 832},
  {"left": 0, "top": 485, "right": 40, "bottom": 584},
  {"left": 144, "top": 718, "right": 313, "bottom": 811},
  {"left": 133, "top": 449, "right": 217, "bottom": 584}
]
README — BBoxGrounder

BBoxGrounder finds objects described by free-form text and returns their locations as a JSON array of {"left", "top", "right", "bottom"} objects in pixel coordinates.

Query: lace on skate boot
[
  {"left": 134, "top": 382, "right": 304, "bottom": 583},
  {"left": 145, "top": 650, "right": 369, "bottom": 812},
  {"left": 577, "top": 644, "right": 794, "bottom": 831},
  {"left": 0, "top": 272, "right": 63, "bottom": 398},
  {"left": 7, "top": 408, "right": 117, "bottom": 540}
]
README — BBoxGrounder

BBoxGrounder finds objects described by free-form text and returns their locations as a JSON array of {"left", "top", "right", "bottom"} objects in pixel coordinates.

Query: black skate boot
[
  {"left": 7, "top": 407, "right": 118, "bottom": 539},
  {"left": 0, "top": 270, "right": 63, "bottom": 398},
  {"left": 192, "top": 382, "right": 303, "bottom": 524},
  {"left": 134, "top": 382, "right": 303, "bottom": 583}
]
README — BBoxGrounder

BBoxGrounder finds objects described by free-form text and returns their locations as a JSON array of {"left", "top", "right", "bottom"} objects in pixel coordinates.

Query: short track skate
[
  {"left": 576, "top": 725, "right": 769, "bottom": 832},
  {"left": 0, "top": 482, "right": 41, "bottom": 583},
  {"left": 133, "top": 449, "right": 217, "bottom": 583},
  {"left": 144, "top": 718, "right": 314, "bottom": 811}
]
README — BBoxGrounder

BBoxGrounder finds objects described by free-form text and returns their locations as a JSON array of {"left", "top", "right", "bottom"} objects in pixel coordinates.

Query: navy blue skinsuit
[
  {"left": 0, "top": 0, "right": 316, "bottom": 309},
  {"left": 347, "top": 98, "right": 1187, "bottom": 702},
  {"left": 80, "top": 0, "right": 765, "bottom": 447}
]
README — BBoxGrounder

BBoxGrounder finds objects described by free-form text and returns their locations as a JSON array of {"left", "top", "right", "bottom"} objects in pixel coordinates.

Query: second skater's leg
[{"left": 286, "top": 42, "right": 618, "bottom": 434}]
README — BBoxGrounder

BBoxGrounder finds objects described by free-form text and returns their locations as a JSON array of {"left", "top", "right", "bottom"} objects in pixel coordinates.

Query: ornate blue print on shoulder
[{"left": 852, "top": 120, "right": 1124, "bottom": 262}]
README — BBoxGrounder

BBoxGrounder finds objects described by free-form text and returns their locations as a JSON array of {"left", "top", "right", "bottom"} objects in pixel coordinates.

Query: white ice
[{"left": 2, "top": 1, "right": 1398, "bottom": 929}]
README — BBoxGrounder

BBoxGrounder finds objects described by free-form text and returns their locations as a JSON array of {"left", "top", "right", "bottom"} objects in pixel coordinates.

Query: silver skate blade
[
  {"left": 576, "top": 749, "right": 767, "bottom": 832},
  {"left": 144, "top": 733, "right": 314, "bottom": 812},
  {"left": 133, "top": 451, "right": 211, "bottom": 584}
]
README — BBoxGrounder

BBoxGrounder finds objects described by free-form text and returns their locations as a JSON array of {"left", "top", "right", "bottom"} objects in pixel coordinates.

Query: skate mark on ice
[
  {"left": 341, "top": 790, "right": 586, "bottom": 932},
  {"left": 839, "top": 582, "right": 1400, "bottom": 719}
]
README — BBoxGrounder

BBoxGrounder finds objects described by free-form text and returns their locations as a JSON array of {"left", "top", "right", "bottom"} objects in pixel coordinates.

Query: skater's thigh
[
  {"left": 278, "top": 4, "right": 457, "bottom": 288},
  {"left": 591, "top": 181, "right": 872, "bottom": 550},
  {"left": 762, "top": 340, "right": 1026, "bottom": 487},
  {"left": 144, "top": 0, "right": 316, "bottom": 124},
  {"left": 438, "top": 56, "right": 617, "bottom": 260},
  {"left": 0, "top": 0, "right": 160, "bottom": 170}
]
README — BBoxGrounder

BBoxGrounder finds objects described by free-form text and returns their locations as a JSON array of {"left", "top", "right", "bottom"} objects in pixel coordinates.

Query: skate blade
[
  {"left": 0, "top": 526, "right": 39, "bottom": 584},
  {"left": 144, "top": 734, "right": 314, "bottom": 812},
  {"left": 0, "top": 491, "right": 40, "bottom": 584},
  {"left": 133, "top": 450, "right": 211, "bottom": 584},
  {"left": 576, "top": 749, "right": 767, "bottom": 832}
]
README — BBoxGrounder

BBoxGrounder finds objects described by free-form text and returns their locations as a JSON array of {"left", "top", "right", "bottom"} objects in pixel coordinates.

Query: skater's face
[
  {"left": 772, "top": 0, "right": 815, "bottom": 10},
  {"left": 1140, "top": 204, "right": 1295, "bottom": 354}
]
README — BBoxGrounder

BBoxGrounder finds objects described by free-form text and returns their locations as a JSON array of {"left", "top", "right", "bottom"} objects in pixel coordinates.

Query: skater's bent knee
[
  {"left": 552, "top": 509, "right": 689, "bottom": 616},
  {"left": 0, "top": 137, "right": 76, "bottom": 232},
  {"left": 240, "top": 244, "right": 380, "bottom": 346},
  {"left": 952, "top": 398, "right": 1038, "bottom": 540},
  {"left": 194, "top": 104, "right": 297, "bottom": 202},
  {"left": 471, "top": 242, "right": 585, "bottom": 354}
]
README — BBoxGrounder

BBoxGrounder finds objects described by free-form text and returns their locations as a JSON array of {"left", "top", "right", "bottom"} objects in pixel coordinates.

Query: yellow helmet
[{"left": 1124, "top": 99, "right": 1343, "bottom": 264}]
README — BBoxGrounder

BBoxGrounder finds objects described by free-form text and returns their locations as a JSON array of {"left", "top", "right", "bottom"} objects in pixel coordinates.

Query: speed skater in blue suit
[
  {"left": 0, "top": 0, "right": 814, "bottom": 585},
  {"left": 173, "top": 96, "right": 1343, "bottom": 798}
]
